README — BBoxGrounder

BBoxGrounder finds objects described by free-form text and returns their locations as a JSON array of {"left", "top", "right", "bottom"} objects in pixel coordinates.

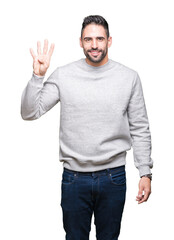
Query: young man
[{"left": 21, "top": 15, "right": 153, "bottom": 240}]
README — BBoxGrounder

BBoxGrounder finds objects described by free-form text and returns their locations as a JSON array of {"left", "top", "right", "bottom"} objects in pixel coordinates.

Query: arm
[
  {"left": 127, "top": 72, "right": 153, "bottom": 177},
  {"left": 21, "top": 69, "right": 60, "bottom": 120},
  {"left": 127, "top": 72, "right": 153, "bottom": 204},
  {"left": 21, "top": 39, "right": 60, "bottom": 120}
]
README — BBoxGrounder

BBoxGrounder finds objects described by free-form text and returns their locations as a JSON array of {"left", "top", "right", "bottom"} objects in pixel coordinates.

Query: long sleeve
[
  {"left": 21, "top": 67, "right": 60, "bottom": 120},
  {"left": 127, "top": 72, "right": 153, "bottom": 177}
]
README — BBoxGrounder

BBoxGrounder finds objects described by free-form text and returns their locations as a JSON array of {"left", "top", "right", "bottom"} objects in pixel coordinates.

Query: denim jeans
[{"left": 60, "top": 165, "right": 126, "bottom": 240}]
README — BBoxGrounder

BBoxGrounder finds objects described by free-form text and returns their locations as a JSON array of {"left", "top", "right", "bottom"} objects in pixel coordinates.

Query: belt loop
[{"left": 106, "top": 168, "right": 110, "bottom": 174}]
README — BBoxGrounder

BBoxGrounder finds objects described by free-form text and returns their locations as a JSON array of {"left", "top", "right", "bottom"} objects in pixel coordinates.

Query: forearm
[
  {"left": 129, "top": 102, "right": 153, "bottom": 176},
  {"left": 21, "top": 67, "right": 60, "bottom": 120},
  {"left": 21, "top": 73, "right": 45, "bottom": 120},
  {"left": 132, "top": 132, "right": 153, "bottom": 177}
]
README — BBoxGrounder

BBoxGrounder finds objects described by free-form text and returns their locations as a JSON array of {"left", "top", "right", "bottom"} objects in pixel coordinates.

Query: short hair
[{"left": 81, "top": 15, "right": 110, "bottom": 39}]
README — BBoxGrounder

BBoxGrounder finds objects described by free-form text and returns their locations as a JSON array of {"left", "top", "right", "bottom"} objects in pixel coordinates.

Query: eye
[
  {"left": 84, "top": 38, "right": 91, "bottom": 42},
  {"left": 97, "top": 37, "right": 104, "bottom": 41}
]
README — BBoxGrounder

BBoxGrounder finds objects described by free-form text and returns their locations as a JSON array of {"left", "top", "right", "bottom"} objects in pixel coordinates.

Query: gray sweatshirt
[{"left": 21, "top": 58, "right": 153, "bottom": 177}]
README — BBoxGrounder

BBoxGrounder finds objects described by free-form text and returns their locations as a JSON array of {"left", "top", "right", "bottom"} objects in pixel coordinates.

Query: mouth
[{"left": 89, "top": 50, "right": 101, "bottom": 57}]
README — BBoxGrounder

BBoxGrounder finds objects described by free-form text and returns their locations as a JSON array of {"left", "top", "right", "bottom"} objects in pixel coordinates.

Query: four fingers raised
[
  {"left": 30, "top": 40, "right": 55, "bottom": 58},
  {"left": 29, "top": 39, "right": 55, "bottom": 76}
]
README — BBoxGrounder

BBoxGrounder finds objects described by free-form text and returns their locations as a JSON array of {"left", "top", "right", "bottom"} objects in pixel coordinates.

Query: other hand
[{"left": 136, "top": 177, "right": 151, "bottom": 204}]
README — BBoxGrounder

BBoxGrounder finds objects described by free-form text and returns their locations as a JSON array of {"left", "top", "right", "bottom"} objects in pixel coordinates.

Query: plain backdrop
[{"left": 0, "top": 0, "right": 173, "bottom": 239}]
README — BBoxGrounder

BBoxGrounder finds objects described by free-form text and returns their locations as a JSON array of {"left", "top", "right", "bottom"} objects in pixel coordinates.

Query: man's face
[{"left": 80, "top": 24, "right": 112, "bottom": 66}]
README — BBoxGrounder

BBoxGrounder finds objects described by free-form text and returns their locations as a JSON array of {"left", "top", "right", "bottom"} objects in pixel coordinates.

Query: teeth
[{"left": 91, "top": 51, "right": 99, "bottom": 54}]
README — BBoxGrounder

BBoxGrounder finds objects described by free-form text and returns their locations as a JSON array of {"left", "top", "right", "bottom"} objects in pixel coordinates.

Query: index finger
[
  {"left": 29, "top": 48, "right": 36, "bottom": 59},
  {"left": 48, "top": 43, "right": 55, "bottom": 59}
]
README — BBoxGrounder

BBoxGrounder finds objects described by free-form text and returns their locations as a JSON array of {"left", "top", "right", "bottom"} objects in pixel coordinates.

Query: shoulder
[{"left": 110, "top": 59, "right": 138, "bottom": 76}]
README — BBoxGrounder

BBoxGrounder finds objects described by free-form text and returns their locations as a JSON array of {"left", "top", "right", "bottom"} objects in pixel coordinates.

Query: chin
[{"left": 87, "top": 55, "right": 104, "bottom": 63}]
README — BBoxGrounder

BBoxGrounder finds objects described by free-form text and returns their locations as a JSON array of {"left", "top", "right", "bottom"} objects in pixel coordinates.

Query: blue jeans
[{"left": 60, "top": 165, "right": 126, "bottom": 240}]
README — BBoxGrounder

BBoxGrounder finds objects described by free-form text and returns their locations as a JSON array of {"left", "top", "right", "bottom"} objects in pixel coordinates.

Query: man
[{"left": 21, "top": 15, "right": 153, "bottom": 240}]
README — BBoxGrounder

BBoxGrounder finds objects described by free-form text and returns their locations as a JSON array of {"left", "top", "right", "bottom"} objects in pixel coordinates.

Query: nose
[{"left": 91, "top": 39, "right": 98, "bottom": 49}]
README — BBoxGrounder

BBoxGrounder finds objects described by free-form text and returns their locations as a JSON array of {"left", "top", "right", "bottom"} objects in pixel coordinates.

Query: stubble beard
[{"left": 83, "top": 46, "right": 108, "bottom": 64}]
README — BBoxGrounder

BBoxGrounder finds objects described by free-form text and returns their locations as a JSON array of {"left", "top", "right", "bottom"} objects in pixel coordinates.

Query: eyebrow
[{"left": 83, "top": 36, "right": 105, "bottom": 40}]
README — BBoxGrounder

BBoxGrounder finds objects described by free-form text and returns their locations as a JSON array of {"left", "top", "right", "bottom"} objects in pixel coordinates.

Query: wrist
[
  {"left": 33, "top": 72, "right": 45, "bottom": 78},
  {"left": 141, "top": 173, "right": 152, "bottom": 181}
]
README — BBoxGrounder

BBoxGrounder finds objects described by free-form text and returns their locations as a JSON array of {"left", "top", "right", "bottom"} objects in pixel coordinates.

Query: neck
[{"left": 85, "top": 55, "right": 109, "bottom": 67}]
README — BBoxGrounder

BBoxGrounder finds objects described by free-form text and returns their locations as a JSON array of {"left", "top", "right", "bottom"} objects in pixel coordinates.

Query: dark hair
[{"left": 81, "top": 15, "right": 110, "bottom": 39}]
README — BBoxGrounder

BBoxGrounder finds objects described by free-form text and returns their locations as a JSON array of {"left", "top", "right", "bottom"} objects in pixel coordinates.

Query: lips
[{"left": 90, "top": 51, "right": 100, "bottom": 56}]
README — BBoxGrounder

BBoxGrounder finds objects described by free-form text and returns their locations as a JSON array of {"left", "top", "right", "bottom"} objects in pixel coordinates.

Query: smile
[{"left": 90, "top": 51, "right": 100, "bottom": 56}]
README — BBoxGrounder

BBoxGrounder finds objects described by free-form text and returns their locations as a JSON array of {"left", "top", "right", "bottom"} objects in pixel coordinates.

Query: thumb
[
  {"left": 38, "top": 56, "right": 45, "bottom": 63},
  {"left": 137, "top": 186, "right": 144, "bottom": 199}
]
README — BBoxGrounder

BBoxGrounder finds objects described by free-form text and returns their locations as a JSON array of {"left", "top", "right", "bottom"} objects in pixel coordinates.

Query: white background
[{"left": 0, "top": 0, "right": 173, "bottom": 239}]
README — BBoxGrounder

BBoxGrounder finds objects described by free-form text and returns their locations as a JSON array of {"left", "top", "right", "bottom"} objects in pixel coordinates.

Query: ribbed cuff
[
  {"left": 33, "top": 72, "right": 45, "bottom": 79},
  {"left": 30, "top": 72, "right": 45, "bottom": 85},
  {"left": 138, "top": 165, "right": 152, "bottom": 178}
]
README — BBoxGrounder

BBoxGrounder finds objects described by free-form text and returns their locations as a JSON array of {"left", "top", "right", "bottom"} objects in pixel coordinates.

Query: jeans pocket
[
  {"left": 61, "top": 171, "right": 75, "bottom": 185},
  {"left": 109, "top": 170, "right": 126, "bottom": 186}
]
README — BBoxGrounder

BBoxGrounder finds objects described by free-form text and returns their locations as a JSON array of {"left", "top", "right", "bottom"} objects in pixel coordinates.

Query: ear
[
  {"left": 79, "top": 37, "right": 83, "bottom": 48},
  {"left": 108, "top": 36, "right": 112, "bottom": 48}
]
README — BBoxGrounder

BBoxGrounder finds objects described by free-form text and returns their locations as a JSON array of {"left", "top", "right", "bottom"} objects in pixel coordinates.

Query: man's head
[{"left": 80, "top": 15, "right": 112, "bottom": 66}]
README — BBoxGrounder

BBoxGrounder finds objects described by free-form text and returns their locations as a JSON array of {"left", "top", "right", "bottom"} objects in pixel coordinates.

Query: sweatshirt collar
[{"left": 78, "top": 58, "right": 114, "bottom": 72}]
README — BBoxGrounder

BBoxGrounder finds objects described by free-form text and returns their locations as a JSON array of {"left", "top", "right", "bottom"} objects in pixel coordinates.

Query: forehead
[{"left": 82, "top": 24, "right": 106, "bottom": 38}]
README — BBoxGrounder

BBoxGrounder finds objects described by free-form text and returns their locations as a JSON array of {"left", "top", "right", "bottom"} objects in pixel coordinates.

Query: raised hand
[{"left": 29, "top": 39, "right": 55, "bottom": 77}]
